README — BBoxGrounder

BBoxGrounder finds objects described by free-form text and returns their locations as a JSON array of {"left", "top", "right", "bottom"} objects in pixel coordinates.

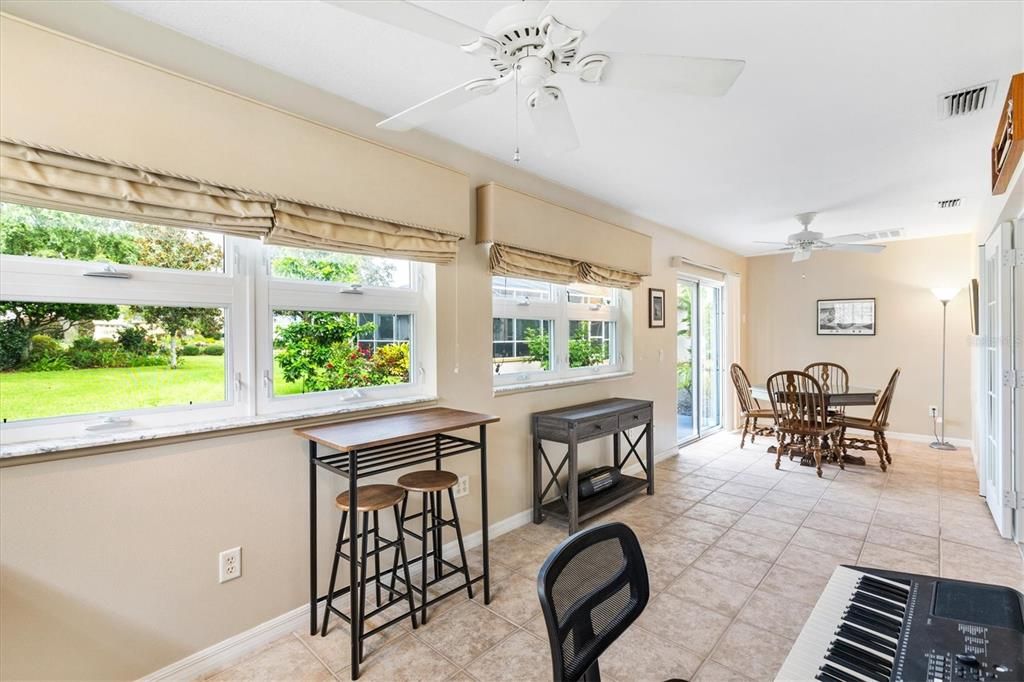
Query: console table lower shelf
[{"left": 540, "top": 473, "right": 649, "bottom": 525}]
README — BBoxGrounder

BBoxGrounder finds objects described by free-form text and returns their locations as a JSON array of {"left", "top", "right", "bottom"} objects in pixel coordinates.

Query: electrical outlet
[
  {"left": 454, "top": 475, "right": 470, "bottom": 499},
  {"left": 219, "top": 547, "right": 242, "bottom": 583},
  {"left": 928, "top": 406, "right": 938, "bottom": 418}
]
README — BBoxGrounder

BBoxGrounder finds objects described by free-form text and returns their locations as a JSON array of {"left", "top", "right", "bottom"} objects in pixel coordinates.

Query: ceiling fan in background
[
  {"left": 331, "top": 0, "right": 745, "bottom": 160},
  {"left": 754, "top": 212, "right": 888, "bottom": 262}
]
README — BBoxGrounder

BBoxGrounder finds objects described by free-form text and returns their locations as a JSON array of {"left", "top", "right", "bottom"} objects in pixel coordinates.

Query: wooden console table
[
  {"left": 531, "top": 398, "right": 654, "bottom": 535},
  {"left": 295, "top": 407, "right": 498, "bottom": 679}
]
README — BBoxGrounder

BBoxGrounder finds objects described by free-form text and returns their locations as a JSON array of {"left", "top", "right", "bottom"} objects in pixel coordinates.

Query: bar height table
[{"left": 295, "top": 407, "right": 499, "bottom": 679}]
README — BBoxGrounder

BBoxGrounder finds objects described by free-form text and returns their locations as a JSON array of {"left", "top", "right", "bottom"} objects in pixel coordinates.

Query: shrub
[
  {"left": 25, "top": 354, "right": 73, "bottom": 372},
  {"left": 97, "top": 337, "right": 117, "bottom": 346},
  {"left": 202, "top": 344, "right": 224, "bottom": 356},
  {"left": 181, "top": 345, "right": 202, "bottom": 356},
  {"left": 0, "top": 321, "right": 32, "bottom": 370},
  {"left": 370, "top": 343, "right": 409, "bottom": 384},
  {"left": 116, "top": 325, "right": 156, "bottom": 354},
  {"left": 70, "top": 337, "right": 101, "bottom": 353},
  {"left": 28, "top": 334, "right": 63, "bottom": 359}
]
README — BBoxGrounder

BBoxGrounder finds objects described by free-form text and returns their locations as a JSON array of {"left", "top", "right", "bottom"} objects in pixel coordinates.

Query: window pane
[
  {"left": 268, "top": 245, "right": 410, "bottom": 288},
  {"left": 569, "top": 319, "right": 614, "bottom": 368},
  {"left": 0, "top": 202, "right": 224, "bottom": 272},
  {"left": 492, "top": 317, "right": 552, "bottom": 375},
  {"left": 567, "top": 283, "right": 616, "bottom": 305},
  {"left": 273, "top": 310, "right": 411, "bottom": 396},
  {"left": 492, "top": 276, "right": 553, "bottom": 301},
  {"left": 0, "top": 300, "right": 226, "bottom": 421}
]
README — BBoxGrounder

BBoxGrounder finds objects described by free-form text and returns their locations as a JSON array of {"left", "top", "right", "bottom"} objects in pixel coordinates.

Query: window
[
  {"left": 0, "top": 202, "right": 435, "bottom": 443},
  {"left": 491, "top": 276, "right": 627, "bottom": 387}
]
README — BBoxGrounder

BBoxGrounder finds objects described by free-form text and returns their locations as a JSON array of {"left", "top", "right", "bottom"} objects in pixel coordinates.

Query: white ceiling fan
[
  {"left": 330, "top": 1, "right": 745, "bottom": 158},
  {"left": 754, "top": 212, "right": 888, "bottom": 262}
]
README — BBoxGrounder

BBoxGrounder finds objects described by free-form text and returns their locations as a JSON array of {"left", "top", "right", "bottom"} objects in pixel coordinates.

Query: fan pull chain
[{"left": 513, "top": 63, "right": 521, "bottom": 164}]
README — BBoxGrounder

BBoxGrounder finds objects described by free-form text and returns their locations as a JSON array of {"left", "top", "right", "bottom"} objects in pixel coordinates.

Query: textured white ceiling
[{"left": 107, "top": 0, "right": 1022, "bottom": 254}]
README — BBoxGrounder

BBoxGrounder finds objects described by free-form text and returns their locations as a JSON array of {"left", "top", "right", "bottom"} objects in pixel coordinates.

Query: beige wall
[
  {"left": 0, "top": 12, "right": 745, "bottom": 679},
  {"left": 745, "top": 233, "right": 975, "bottom": 439}
]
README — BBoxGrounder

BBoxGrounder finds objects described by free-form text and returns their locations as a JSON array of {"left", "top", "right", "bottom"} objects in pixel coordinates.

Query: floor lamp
[{"left": 930, "top": 287, "right": 960, "bottom": 451}]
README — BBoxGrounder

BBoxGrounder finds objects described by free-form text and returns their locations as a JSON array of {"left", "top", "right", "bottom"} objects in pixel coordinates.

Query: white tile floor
[{"left": 208, "top": 432, "right": 1023, "bottom": 681}]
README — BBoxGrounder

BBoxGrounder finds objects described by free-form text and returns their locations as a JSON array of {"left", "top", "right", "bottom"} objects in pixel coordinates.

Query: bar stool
[
  {"left": 394, "top": 470, "right": 474, "bottom": 623},
  {"left": 321, "top": 484, "right": 418, "bottom": 666}
]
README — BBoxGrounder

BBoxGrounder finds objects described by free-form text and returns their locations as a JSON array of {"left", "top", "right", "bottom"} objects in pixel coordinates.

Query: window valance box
[
  {"left": 476, "top": 183, "right": 651, "bottom": 289},
  {"left": 0, "top": 15, "right": 470, "bottom": 242},
  {"left": 0, "top": 140, "right": 461, "bottom": 264}
]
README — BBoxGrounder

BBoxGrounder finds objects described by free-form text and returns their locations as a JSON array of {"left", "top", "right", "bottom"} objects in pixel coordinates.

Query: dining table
[{"left": 749, "top": 383, "right": 881, "bottom": 465}]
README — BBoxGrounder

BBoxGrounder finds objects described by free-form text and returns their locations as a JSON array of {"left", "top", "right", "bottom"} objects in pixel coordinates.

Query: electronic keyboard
[{"left": 775, "top": 565, "right": 1024, "bottom": 682}]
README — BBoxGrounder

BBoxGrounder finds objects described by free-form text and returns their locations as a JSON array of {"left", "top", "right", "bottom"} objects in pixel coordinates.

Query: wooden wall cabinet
[{"left": 992, "top": 72, "right": 1024, "bottom": 196}]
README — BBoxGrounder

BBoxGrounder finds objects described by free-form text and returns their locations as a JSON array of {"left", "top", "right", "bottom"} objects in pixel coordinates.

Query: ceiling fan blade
[
  {"left": 597, "top": 53, "right": 745, "bottom": 96},
  {"left": 826, "top": 232, "right": 875, "bottom": 244},
  {"left": 792, "top": 249, "right": 812, "bottom": 263},
  {"left": 541, "top": 0, "right": 621, "bottom": 35},
  {"left": 377, "top": 77, "right": 504, "bottom": 131},
  {"left": 824, "top": 242, "right": 886, "bottom": 254},
  {"left": 528, "top": 87, "right": 580, "bottom": 153},
  {"left": 327, "top": 0, "right": 487, "bottom": 47}
]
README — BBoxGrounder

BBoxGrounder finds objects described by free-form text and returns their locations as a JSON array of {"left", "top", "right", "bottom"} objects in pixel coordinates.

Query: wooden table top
[
  {"left": 750, "top": 384, "right": 880, "bottom": 406},
  {"left": 532, "top": 398, "right": 652, "bottom": 423},
  {"left": 295, "top": 407, "right": 500, "bottom": 452}
]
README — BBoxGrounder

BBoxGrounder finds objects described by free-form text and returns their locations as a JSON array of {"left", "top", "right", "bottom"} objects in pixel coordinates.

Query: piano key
[
  {"left": 846, "top": 603, "right": 902, "bottom": 630},
  {"left": 825, "top": 650, "right": 889, "bottom": 682},
  {"left": 851, "top": 590, "right": 906, "bottom": 618},
  {"left": 832, "top": 632, "right": 895, "bottom": 665},
  {"left": 830, "top": 640, "right": 892, "bottom": 676},
  {"left": 836, "top": 623, "right": 897, "bottom": 657},
  {"left": 843, "top": 610, "right": 900, "bottom": 640},
  {"left": 818, "top": 663, "right": 867, "bottom": 682},
  {"left": 860, "top": 575, "right": 910, "bottom": 601}
]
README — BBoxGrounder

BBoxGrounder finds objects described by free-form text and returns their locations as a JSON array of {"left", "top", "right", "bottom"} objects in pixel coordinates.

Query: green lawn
[{"left": 0, "top": 356, "right": 306, "bottom": 422}]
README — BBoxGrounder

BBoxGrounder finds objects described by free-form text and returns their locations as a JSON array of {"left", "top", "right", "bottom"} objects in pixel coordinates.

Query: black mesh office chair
[{"left": 536, "top": 523, "right": 651, "bottom": 682}]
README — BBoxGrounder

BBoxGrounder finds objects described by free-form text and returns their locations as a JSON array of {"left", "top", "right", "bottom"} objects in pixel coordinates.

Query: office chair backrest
[{"left": 537, "top": 523, "right": 650, "bottom": 682}]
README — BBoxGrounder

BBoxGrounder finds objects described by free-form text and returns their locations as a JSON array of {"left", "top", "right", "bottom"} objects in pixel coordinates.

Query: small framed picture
[
  {"left": 817, "top": 298, "right": 876, "bottom": 335},
  {"left": 649, "top": 288, "right": 666, "bottom": 328}
]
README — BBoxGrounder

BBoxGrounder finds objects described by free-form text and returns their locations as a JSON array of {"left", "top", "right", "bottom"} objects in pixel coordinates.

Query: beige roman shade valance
[
  {"left": 0, "top": 141, "right": 274, "bottom": 237},
  {"left": 0, "top": 139, "right": 463, "bottom": 264},
  {"left": 268, "top": 201, "right": 460, "bottom": 264},
  {"left": 477, "top": 183, "right": 651, "bottom": 289}
]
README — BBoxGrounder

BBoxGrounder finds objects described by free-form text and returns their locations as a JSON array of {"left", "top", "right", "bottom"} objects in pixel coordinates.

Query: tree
[
  {"left": 568, "top": 323, "right": 607, "bottom": 368},
  {"left": 135, "top": 306, "right": 221, "bottom": 369},
  {"left": 271, "top": 248, "right": 397, "bottom": 287},
  {"left": 0, "top": 301, "right": 120, "bottom": 368}
]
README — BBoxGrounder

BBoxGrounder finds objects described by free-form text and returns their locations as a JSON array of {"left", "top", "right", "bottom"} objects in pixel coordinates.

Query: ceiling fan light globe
[{"left": 516, "top": 55, "right": 551, "bottom": 88}]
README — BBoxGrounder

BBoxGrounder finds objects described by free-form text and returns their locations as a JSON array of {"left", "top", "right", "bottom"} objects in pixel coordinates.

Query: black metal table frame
[{"left": 305, "top": 426, "right": 491, "bottom": 679}]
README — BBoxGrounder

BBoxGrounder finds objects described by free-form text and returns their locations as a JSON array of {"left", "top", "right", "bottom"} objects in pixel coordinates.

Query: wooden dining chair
[
  {"left": 804, "top": 362, "right": 850, "bottom": 415},
  {"left": 832, "top": 368, "right": 901, "bottom": 471},
  {"left": 729, "top": 363, "right": 775, "bottom": 448},
  {"left": 765, "top": 370, "right": 841, "bottom": 477}
]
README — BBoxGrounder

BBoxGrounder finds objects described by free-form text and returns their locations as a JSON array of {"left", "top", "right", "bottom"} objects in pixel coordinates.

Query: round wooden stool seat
[
  {"left": 335, "top": 484, "right": 405, "bottom": 512},
  {"left": 397, "top": 469, "right": 458, "bottom": 493}
]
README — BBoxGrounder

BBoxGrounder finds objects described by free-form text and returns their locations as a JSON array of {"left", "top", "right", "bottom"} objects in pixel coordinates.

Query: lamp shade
[{"left": 931, "top": 287, "right": 960, "bottom": 302}]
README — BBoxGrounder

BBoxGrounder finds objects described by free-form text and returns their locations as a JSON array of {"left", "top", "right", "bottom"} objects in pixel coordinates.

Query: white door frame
[
  {"left": 1012, "top": 219, "right": 1023, "bottom": 543},
  {"left": 980, "top": 220, "right": 1016, "bottom": 539}
]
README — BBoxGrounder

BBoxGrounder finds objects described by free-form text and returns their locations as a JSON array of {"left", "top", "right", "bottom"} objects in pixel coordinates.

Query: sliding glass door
[{"left": 677, "top": 277, "right": 724, "bottom": 444}]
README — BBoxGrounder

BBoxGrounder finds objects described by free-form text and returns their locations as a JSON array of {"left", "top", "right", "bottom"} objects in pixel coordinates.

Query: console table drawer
[
  {"left": 619, "top": 407, "right": 652, "bottom": 430},
  {"left": 576, "top": 415, "right": 620, "bottom": 441}
]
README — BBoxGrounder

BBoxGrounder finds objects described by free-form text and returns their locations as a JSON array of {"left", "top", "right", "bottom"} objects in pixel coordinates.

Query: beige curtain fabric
[
  {"left": 0, "top": 140, "right": 465, "bottom": 264},
  {"left": 489, "top": 243, "right": 579, "bottom": 284},
  {"left": 577, "top": 262, "right": 643, "bottom": 289},
  {"left": 0, "top": 141, "right": 274, "bottom": 236},
  {"left": 267, "top": 201, "right": 460, "bottom": 264}
]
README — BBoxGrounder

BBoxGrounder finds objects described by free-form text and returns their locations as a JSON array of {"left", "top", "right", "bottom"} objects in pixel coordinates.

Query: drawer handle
[
  {"left": 632, "top": 415, "right": 639, "bottom": 420},
  {"left": 594, "top": 423, "right": 602, "bottom": 429}
]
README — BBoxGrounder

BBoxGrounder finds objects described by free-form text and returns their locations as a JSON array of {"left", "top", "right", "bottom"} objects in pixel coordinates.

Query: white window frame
[
  {"left": 492, "top": 279, "right": 627, "bottom": 387},
  {"left": 0, "top": 244, "right": 251, "bottom": 443},
  {"left": 253, "top": 239, "right": 435, "bottom": 415},
  {"left": 0, "top": 210, "right": 437, "bottom": 445}
]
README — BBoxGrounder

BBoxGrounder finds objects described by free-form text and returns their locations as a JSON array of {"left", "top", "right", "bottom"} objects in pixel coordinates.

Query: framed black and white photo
[
  {"left": 649, "top": 288, "right": 666, "bottom": 328},
  {"left": 817, "top": 298, "right": 875, "bottom": 335}
]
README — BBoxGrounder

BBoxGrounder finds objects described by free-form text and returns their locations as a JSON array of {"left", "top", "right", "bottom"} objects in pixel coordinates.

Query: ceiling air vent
[
  {"left": 849, "top": 228, "right": 905, "bottom": 242},
  {"left": 938, "top": 82, "right": 996, "bottom": 120},
  {"left": 937, "top": 198, "right": 962, "bottom": 209}
]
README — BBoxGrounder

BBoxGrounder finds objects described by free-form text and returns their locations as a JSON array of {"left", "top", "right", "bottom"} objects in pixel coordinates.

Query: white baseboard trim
[
  {"left": 887, "top": 431, "right": 974, "bottom": 450},
  {"left": 143, "top": 506, "right": 535, "bottom": 680}
]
